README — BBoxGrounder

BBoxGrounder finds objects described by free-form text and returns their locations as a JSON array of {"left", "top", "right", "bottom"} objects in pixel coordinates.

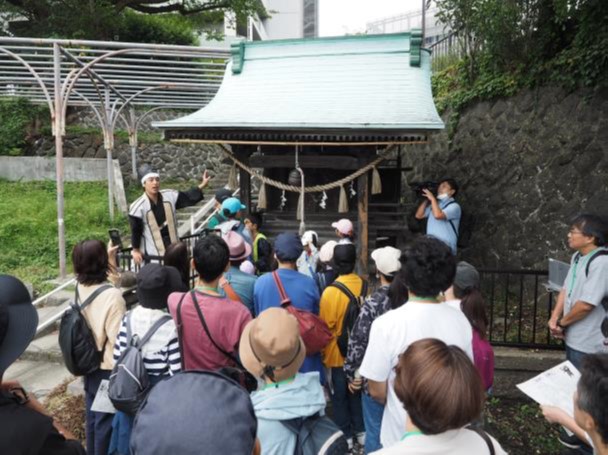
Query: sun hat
[
  {"left": 222, "top": 230, "right": 252, "bottom": 262},
  {"left": 371, "top": 246, "right": 402, "bottom": 276},
  {"left": 214, "top": 188, "right": 233, "bottom": 204},
  {"left": 274, "top": 232, "right": 303, "bottom": 262},
  {"left": 240, "top": 307, "right": 306, "bottom": 382},
  {"left": 301, "top": 230, "right": 318, "bottom": 246},
  {"left": 453, "top": 261, "right": 480, "bottom": 290},
  {"left": 131, "top": 370, "right": 257, "bottom": 455},
  {"left": 222, "top": 197, "right": 246, "bottom": 216},
  {"left": 319, "top": 240, "right": 337, "bottom": 263},
  {"left": 0, "top": 275, "right": 39, "bottom": 374},
  {"left": 137, "top": 264, "right": 187, "bottom": 310},
  {"left": 331, "top": 218, "right": 354, "bottom": 235}
]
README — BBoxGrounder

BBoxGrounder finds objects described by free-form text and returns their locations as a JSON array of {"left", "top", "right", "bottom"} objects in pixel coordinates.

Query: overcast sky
[{"left": 319, "top": 0, "right": 426, "bottom": 36}]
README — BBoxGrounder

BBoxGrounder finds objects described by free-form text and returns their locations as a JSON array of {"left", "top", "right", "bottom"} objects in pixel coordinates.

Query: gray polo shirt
[{"left": 563, "top": 248, "right": 608, "bottom": 354}]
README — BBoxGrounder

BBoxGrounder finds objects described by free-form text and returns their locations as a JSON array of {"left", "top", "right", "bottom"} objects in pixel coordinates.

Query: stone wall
[
  {"left": 401, "top": 86, "right": 608, "bottom": 269},
  {"left": 32, "top": 133, "right": 231, "bottom": 185}
]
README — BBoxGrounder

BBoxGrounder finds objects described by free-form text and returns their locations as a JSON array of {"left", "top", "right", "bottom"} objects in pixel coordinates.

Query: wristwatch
[{"left": 557, "top": 319, "right": 567, "bottom": 330}]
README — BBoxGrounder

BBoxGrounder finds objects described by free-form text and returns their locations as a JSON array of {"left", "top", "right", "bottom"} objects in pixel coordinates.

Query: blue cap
[
  {"left": 221, "top": 197, "right": 246, "bottom": 216},
  {"left": 274, "top": 232, "right": 303, "bottom": 262}
]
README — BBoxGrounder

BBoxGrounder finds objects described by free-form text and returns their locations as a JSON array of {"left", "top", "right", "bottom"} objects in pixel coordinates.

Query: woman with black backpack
[{"left": 72, "top": 240, "right": 126, "bottom": 455}]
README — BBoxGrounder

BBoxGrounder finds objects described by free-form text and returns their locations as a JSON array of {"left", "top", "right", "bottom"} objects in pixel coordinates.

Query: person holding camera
[{"left": 414, "top": 178, "right": 461, "bottom": 254}]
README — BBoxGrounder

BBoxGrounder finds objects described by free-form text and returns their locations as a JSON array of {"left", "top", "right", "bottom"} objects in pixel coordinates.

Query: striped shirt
[{"left": 112, "top": 306, "right": 181, "bottom": 376}]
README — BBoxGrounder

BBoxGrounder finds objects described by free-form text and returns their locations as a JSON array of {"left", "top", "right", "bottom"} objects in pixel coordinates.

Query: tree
[{"left": 0, "top": 0, "right": 267, "bottom": 43}]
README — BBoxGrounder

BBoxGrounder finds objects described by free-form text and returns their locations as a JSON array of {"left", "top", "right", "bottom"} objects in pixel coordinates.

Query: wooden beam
[
  {"left": 357, "top": 163, "right": 369, "bottom": 278},
  {"left": 233, "top": 147, "right": 251, "bottom": 210},
  {"left": 249, "top": 155, "right": 360, "bottom": 169}
]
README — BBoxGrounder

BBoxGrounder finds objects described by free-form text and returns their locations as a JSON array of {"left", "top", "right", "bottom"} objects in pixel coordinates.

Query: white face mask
[{"left": 437, "top": 193, "right": 449, "bottom": 200}]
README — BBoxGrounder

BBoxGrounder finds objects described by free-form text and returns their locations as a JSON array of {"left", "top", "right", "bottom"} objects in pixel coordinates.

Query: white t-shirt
[
  {"left": 370, "top": 428, "right": 507, "bottom": 455},
  {"left": 359, "top": 302, "right": 474, "bottom": 448},
  {"left": 444, "top": 298, "right": 461, "bottom": 312}
]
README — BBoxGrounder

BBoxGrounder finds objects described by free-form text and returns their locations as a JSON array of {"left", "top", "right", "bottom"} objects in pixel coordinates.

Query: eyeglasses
[{"left": 568, "top": 229, "right": 584, "bottom": 236}]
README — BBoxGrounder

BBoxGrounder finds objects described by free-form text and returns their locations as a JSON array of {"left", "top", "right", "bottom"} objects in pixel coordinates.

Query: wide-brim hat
[
  {"left": 137, "top": 264, "right": 188, "bottom": 310},
  {"left": 0, "top": 275, "right": 39, "bottom": 374},
  {"left": 223, "top": 231, "right": 252, "bottom": 262},
  {"left": 239, "top": 308, "right": 306, "bottom": 382}
]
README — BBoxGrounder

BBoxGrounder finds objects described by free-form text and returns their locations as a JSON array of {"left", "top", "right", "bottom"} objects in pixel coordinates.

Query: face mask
[{"left": 437, "top": 193, "right": 449, "bottom": 200}]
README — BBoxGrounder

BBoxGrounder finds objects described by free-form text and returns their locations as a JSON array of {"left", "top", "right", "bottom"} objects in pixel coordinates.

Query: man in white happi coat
[{"left": 129, "top": 166, "right": 211, "bottom": 264}]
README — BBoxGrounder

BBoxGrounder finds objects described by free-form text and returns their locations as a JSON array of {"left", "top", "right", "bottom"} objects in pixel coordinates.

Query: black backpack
[
  {"left": 329, "top": 280, "right": 368, "bottom": 358},
  {"left": 59, "top": 284, "right": 113, "bottom": 376},
  {"left": 108, "top": 313, "right": 172, "bottom": 415},
  {"left": 281, "top": 413, "right": 349, "bottom": 455},
  {"left": 445, "top": 201, "right": 476, "bottom": 249}
]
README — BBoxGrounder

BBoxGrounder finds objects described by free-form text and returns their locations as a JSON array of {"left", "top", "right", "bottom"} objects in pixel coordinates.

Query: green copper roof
[{"left": 154, "top": 31, "right": 444, "bottom": 137}]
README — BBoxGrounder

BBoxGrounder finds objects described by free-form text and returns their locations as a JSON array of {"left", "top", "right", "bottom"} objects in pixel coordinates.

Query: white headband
[{"left": 141, "top": 172, "right": 160, "bottom": 185}]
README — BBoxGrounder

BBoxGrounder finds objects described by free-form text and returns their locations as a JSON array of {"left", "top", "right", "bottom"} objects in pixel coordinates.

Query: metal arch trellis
[{"left": 0, "top": 37, "right": 230, "bottom": 278}]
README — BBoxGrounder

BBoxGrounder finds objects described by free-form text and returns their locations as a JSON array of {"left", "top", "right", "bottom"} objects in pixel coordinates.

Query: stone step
[
  {"left": 3, "top": 359, "right": 73, "bottom": 400},
  {"left": 22, "top": 331, "right": 63, "bottom": 363},
  {"left": 43, "top": 289, "right": 74, "bottom": 307},
  {"left": 35, "top": 300, "right": 70, "bottom": 338}
]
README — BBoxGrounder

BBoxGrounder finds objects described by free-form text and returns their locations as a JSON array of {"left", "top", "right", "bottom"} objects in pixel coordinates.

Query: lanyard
[
  {"left": 195, "top": 285, "right": 220, "bottom": 294},
  {"left": 400, "top": 430, "right": 423, "bottom": 441},
  {"left": 568, "top": 248, "right": 599, "bottom": 299},
  {"left": 261, "top": 376, "right": 296, "bottom": 390},
  {"left": 409, "top": 296, "right": 440, "bottom": 303}
]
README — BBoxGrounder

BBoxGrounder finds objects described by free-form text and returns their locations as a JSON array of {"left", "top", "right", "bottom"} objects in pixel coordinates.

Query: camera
[{"left": 409, "top": 181, "right": 439, "bottom": 198}]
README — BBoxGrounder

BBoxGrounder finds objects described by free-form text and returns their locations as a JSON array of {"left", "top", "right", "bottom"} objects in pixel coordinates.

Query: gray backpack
[{"left": 108, "top": 313, "right": 172, "bottom": 415}]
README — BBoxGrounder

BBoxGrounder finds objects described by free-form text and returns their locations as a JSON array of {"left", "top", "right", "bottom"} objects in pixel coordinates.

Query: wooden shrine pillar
[
  {"left": 357, "top": 157, "right": 369, "bottom": 277},
  {"left": 233, "top": 146, "right": 251, "bottom": 210}
]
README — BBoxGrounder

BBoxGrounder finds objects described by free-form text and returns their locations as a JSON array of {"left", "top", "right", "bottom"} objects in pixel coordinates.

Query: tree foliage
[
  {"left": 434, "top": 0, "right": 608, "bottom": 113},
  {"left": 0, "top": 0, "right": 266, "bottom": 43},
  {"left": 0, "top": 98, "right": 48, "bottom": 156}
]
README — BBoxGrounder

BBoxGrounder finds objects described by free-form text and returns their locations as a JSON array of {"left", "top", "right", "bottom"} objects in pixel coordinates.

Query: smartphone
[{"left": 108, "top": 229, "right": 122, "bottom": 247}]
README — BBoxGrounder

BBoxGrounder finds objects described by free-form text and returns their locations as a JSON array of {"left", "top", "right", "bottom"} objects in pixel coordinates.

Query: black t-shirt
[{"left": 0, "top": 390, "right": 85, "bottom": 455}]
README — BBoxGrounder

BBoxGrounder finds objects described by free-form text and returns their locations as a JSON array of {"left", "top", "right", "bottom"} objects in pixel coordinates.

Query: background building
[{"left": 366, "top": 6, "right": 449, "bottom": 45}]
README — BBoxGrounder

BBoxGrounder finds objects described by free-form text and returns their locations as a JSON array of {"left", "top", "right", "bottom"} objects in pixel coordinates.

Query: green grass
[
  {"left": 0, "top": 179, "right": 130, "bottom": 293},
  {"left": 0, "top": 178, "right": 205, "bottom": 294}
]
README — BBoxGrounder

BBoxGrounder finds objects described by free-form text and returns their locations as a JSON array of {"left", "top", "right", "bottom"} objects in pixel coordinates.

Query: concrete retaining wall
[{"left": 0, "top": 156, "right": 128, "bottom": 213}]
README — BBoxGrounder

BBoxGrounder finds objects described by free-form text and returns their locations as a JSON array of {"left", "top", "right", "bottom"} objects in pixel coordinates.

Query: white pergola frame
[{"left": 0, "top": 37, "right": 230, "bottom": 278}]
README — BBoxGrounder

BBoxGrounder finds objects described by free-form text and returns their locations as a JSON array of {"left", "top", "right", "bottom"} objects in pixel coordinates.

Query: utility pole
[{"left": 421, "top": 0, "right": 426, "bottom": 42}]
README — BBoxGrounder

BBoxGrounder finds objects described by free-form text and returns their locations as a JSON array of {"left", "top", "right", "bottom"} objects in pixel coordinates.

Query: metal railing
[
  {"left": 429, "top": 32, "right": 463, "bottom": 72},
  {"left": 479, "top": 268, "right": 563, "bottom": 350}
]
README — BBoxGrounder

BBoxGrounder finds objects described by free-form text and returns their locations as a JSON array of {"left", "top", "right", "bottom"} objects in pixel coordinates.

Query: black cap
[
  {"left": 333, "top": 244, "right": 357, "bottom": 265},
  {"left": 137, "top": 264, "right": 188, "bottom": 310},
  {"left": 215, "top": 188, "right": 233, "bottom": 204}
]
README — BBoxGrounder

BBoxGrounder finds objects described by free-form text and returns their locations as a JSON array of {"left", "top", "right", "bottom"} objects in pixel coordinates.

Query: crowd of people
[{"left": 0, "top": 171, "right": 606, "bottom": 455}]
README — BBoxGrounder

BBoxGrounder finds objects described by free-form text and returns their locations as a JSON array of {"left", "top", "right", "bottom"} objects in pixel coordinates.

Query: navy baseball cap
[{"left": 274, "top": 232, "right": 303, "bottom": 262}]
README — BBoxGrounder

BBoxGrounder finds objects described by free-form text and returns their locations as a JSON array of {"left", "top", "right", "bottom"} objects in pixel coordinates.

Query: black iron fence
[{"left": 479, "top": 268, "right": 564, "bottom": 350}]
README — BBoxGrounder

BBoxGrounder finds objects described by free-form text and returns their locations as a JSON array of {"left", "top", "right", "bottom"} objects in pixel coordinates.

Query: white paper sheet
[
  {"left": 90, "top": 379, "right": 117, "bottom": 414},
  {"left": 517, "top": 360, "right": 580, "bottom": 417}
]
